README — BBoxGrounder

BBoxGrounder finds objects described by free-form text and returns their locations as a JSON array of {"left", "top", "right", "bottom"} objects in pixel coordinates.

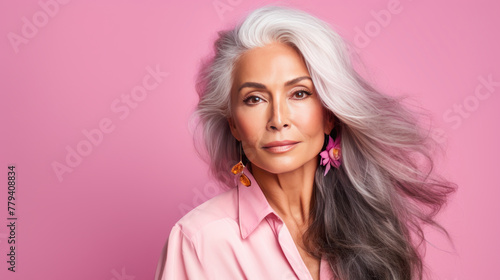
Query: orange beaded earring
[{"left": 231, "top": 142, "right": 251, "bottom": 187}]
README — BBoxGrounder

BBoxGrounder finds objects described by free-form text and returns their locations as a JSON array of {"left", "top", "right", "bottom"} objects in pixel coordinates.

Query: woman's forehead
[{"left": 233, "top": 43, "right": 310, "bottom": 85}]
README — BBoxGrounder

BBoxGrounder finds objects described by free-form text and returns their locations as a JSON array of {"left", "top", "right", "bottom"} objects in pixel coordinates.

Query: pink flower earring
[{"left": 319, "top": 135, "right": 342, "bottom": 176}]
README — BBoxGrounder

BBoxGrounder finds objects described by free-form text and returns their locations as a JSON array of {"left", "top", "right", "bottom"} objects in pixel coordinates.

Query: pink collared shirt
[{"left": 155, "top": 171, "right": 336, "bottom": 280}]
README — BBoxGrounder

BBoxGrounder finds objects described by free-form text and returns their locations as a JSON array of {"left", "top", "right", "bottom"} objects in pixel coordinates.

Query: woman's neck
[{"left": 250, "top": 158, "right": 318, "bottom": 227}]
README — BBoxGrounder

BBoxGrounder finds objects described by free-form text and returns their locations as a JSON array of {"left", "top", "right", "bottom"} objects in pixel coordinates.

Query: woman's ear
[
  {"left": 323, "top": 110, "right": 335, "bottom": 135},
  {"left": 227, "top": 117, "right": 241, "bottom": 141}
]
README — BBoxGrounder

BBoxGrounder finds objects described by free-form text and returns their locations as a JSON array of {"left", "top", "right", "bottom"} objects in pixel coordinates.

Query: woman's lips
[{"left": 262, "top": 141, "right": 299, "bottom": 153}]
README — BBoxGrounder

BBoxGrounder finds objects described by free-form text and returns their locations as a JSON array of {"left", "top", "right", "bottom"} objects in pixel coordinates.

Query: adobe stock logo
[
  {"left": 432, "top": 74, "right": 499, "bottom": 144},
  {"left": 51, "top": 65, "right": 169, "bottom": 182},
  {"left": 442, "top": 74, "right": 499, "bottom": 129},
  {"left": 348, "top": 0, "right": 411, "bottom": 55},
  {"left": 7, "top": 0, "right": 71, "bottom": 54},
  {"left": 178, "top": 181, "right": 221, "bottom": 216},
  {"left": 111, "top": 267, "right": 135, "bottom": 280},
  {"left": 213, "top": 0, "right": 243, "bottom": 21}
]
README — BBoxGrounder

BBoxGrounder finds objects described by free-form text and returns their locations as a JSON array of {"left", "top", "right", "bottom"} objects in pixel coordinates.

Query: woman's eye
[
  {"left": 243, "top": 96, "right": 263, "bottom": 105},
  {"left": 292, "top": 90, "right": 311, "bottom": 99}
]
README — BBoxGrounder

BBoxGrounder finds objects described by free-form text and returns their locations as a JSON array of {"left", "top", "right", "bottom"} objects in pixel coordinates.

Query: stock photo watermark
[
  {"left": 5, "top": 165, "right": 18, "bottom": 272},
  {"left": 443, "top": 74, "right": 499, "bottom": 129},
  {"left": 431, "top": 74, "right": 499, "bottom": 144},
  {"left": 350, "top": 0, "right": 411, "bottom": 54},
  {"left": 51, "top": 65, "right": 169, "bottom": 182},
  {"left": 7, "top": 0, "right": 71, "bottom": 54},
  {"left": 178, "top": 181, "right": 221, "bottom": 216},
  {"left": 110, "top": 267, "right": 135, "bottom": 280},
  {"left": 213, "top": 0, "right": 244, "bottom": 20}
]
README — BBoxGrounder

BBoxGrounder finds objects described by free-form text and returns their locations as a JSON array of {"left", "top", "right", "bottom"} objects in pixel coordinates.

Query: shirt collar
[{"left": 237, "top": 169, "right": 280, "bottom": 239}]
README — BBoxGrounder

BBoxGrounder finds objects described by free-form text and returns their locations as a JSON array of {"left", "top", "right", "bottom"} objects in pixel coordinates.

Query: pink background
[{"left": 1, "top": 0, "right": 499, "bottom": 279}]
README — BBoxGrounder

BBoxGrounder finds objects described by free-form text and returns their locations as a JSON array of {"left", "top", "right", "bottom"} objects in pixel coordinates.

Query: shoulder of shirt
[{"left": 173, "top": 186, "right": 239, "bottom": 240}]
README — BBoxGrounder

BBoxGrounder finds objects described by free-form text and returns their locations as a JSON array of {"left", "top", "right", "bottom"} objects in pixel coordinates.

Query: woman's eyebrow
[{"left": 237, "top": 76, "right": 312, "bottom": 93}]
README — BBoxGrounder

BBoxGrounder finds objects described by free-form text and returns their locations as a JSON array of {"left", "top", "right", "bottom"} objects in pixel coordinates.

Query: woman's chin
[{"left": 251, "top": 158, "right": 317, "bottom": 176}]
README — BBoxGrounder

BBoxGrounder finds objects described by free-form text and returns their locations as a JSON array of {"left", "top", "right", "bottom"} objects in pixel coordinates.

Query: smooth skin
[{"left": 228, "top": 42, "right": 334, "bottom": 280}]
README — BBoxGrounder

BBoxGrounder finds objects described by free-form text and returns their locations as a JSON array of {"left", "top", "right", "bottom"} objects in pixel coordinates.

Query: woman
[{"left": 155, "top": 5, "right": 455, "bottom": 280}]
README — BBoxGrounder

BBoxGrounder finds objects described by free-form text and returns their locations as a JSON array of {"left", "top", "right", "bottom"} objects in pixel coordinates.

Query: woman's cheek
[
  {"left": 233, "top": 116, "right": 260, "bottom": 157},
  {"left": 295, "top": 103, "right": 324, "bottom": 132}
]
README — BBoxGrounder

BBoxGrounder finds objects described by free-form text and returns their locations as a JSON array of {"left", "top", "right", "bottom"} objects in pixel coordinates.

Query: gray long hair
[{"left": 192, "top": 5, "right": 455, "bottom": 280}]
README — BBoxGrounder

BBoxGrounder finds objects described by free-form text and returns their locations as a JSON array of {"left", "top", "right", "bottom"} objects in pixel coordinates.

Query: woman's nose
[{"left": 267, "top": 97, "right": 290, "bottom": 131}]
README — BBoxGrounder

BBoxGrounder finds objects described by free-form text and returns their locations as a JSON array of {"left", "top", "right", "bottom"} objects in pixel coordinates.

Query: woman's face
[{"left": 228, "top": 42, "right": 333, "bottom": 174}]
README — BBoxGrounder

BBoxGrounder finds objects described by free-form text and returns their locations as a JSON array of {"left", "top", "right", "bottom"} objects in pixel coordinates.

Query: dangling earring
[
  {"left": 319, "top": 134, "right": 342, "bottom": 176},
  {"left": 231, "top": 142, "right": 251, "bottom": 187}
]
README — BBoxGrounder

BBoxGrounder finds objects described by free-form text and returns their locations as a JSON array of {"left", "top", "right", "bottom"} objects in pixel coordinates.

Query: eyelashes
[
  {"left": 243, "top": 90, "right": 312, "bottom": 105},
  {"left": 292, "top": 90, "right": 312, "bottom": 99},
  {"left": 243, "top": 96, "right": 263, "bottom": 105}
]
